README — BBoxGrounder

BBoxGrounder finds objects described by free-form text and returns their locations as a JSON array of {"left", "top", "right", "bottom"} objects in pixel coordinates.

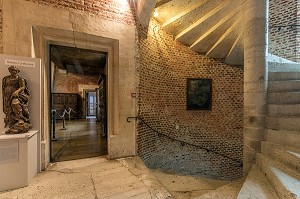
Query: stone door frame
[{"left": 32, "top": 26, "right": 119, "bottom": 170}]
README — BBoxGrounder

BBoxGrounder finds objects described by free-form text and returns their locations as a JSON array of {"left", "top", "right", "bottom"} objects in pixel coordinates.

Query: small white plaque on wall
[
  {"left": 0, "top": 140, "right": 19, "bottom": 164},
  {"left": 5, "top": 59, "right": 36, "bottom": 68}
]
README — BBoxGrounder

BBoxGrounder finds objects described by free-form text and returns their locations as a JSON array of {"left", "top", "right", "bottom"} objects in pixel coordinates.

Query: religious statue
[{"left": 2, "top": 66, "right": 32, "bottom": 134}]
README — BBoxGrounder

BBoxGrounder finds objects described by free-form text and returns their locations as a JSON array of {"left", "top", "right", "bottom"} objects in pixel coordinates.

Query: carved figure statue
[{"left": 2, "top": 66, "right": 32, "bottom": 134}]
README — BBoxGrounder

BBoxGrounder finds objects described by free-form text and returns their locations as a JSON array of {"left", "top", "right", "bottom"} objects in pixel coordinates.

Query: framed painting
[{"left": 186, "top": 78, "right": 212, "bottom": 110}]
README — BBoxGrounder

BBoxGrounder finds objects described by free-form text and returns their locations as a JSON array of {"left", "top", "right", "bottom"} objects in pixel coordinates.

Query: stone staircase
[
  {"left": 191, "top": 61, "right": 300, "bottom": 199},
  {"left": 238, "top": 62, "right": 300, "bottom": 198}
]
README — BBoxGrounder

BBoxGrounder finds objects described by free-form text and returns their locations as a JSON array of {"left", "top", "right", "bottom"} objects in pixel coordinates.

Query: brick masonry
[
  {"left": 24, "top": 0, "right": 136, "bottom": 26},
  {"left": 0, "top": 0, "right": 294, "bottom": 180},
  {"left": 53, "top": 68, "right": 98, "bottom": 95},
  {"left": 137, "top": 19, "right": 244, "bottom": 180},
  {"left": 0, "top": 0, "right": 135, "bottom": 54},
  {"left": 269, "top": 0, "right": 299, "bottom": 62}
]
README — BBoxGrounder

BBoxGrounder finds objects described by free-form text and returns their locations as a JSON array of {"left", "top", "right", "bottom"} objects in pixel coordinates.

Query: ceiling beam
[
  {"left": 206, "top": 17, "right": 241, "bottom": 56},
  {"left": 225, "top": 30, "right": 244, "bottom": 65},
  {"left": 190, "top": 5, "right": 241, "bottom": 50},
  {"left": 175, "top": 0, "right": 230, "bottom": 40},
  {"left": 136, "top": 0, "right": 157, "bottom": 27},
  {"left": 155, "top": 0, "right": 173, "bottom": 8},
  {"left": 162, "top": 0, "right": 209, "bottom": 28}
]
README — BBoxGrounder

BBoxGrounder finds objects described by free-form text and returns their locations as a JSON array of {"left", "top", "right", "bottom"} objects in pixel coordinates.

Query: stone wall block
[
  {"left": 244, "top": 81, "right": 268, "bottom": 93},
  {"left": 244, "top": 127, "right": 265, "bottom": 141},
  {"left": 245, "top": 0, "right": 267, "bottom": 20},
  {"left": 244, "top": 137, "right": 262, "bottom": 152},
  {"left": 244, "top": 115, "right": 266, "bottom": 128},
  {"left": 244, "top": 47, "right": 268, "bottom": 62},
  {"left": 244, "top": 104, "right": 268, "bottom": 116},
  {"left": 244, "top": 92, "right": 267, "bottom": 106}
]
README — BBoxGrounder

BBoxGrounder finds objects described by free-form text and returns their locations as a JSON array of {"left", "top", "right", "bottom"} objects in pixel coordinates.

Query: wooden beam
[
  {"left": 162, "top": 0, "right": 209, "bottom": 28},
  {"left": 175, "top": 0, "right": 230, "bottom": 40},
  {"left": 190, "top": 3, "right": 242, "bottom": 50},
  {"left": 155, "top": 0, "right": 172, "bottom": 8},
  {"left": 136, "top": 0, "right": 157, "bottom": 26}
]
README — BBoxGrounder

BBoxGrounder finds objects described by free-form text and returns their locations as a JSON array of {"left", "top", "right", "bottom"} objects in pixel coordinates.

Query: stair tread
[
  {"left": 267, "top": 116, "right": 300, "bottom": 131},
  {"left": 271, "top": 167, "right": 300, "bottom": 198},
  {"left": 268, "top": 91, "right": 300, "bottom": 94},
  {"left": 258, "top": 153, "right": 300, "bottom": 180},
  {"left": 263, "top": 141, "right": 300, "bottom": 153},
  {"left": 262, "top": 141, "right": 300, "bottom": 154},
  {"left": 193, "top": 178, "right": 244, "bottom": 199},
  {"left": 266, "top": 129, "right": 300, "bottom": 150},
  {"left": 267, "top": 115, "right": 300, "bottom": 119},
  {"left": 262, "top": 141, "right": 300, "bottom": 172},
  {"left": 237, "top": 165, "right": 279, "bottom": 199},
  {"left": 257, "top": 153, "right": 300, "bottom": 198}
]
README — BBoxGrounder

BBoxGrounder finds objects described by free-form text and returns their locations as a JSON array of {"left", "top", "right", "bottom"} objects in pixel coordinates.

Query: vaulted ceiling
[{"left": 138, "top": 0, "right": 245, "bottom": 66}]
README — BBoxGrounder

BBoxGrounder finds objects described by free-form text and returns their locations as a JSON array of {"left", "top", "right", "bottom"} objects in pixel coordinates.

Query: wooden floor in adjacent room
[{"left": 51, "top": 117, "right": 107, "bottom": 162}]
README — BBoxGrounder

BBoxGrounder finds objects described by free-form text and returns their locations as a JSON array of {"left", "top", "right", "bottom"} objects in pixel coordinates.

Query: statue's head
[{"left": 8, "top": 66, "right": 20, "bottom": 74}]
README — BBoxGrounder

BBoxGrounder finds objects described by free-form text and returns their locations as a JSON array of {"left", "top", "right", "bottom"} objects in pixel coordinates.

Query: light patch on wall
[
  {"left": 58, "top": 69, "right": 67, "bottom": 75},
  {"left": 117, "top": 0, "right": 131, "bottom": 13}
]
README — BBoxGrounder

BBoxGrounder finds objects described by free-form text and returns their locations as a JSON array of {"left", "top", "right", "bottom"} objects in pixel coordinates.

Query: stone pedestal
[{"left": 0, "top": 130, "right": 38, "bottom": 191}]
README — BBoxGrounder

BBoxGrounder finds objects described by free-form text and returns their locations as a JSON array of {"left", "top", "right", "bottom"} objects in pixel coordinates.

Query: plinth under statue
[{"left": 2, "top": 66, "right": 32, "bottom": 134}]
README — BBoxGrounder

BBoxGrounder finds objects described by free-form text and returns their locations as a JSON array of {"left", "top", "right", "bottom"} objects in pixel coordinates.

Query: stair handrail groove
[{"left": 127, "top": 116, "right": 243, "bottom": 167}]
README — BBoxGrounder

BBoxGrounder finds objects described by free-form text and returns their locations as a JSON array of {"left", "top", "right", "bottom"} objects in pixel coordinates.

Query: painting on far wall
[{"left": 186, "top": 78, "right": 212, "bottom": 110}]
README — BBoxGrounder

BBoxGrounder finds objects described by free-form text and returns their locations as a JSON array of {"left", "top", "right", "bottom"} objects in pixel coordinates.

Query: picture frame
[{"left": 186, "top": 78, "right": 212, "bottom": 110}]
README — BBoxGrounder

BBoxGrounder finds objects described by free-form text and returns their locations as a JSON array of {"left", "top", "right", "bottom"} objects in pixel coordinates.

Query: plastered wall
[{"left": 0, "top": 0, "right": 137, "bottom": 169}]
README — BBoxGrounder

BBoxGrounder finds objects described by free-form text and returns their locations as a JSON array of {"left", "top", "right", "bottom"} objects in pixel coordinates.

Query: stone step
[
  {"left": 266, "top": 116, "right": 300, "bottom": 132},
  {"left": 268, "top": 80, "right": 300, "bottom": 93},
  {"left": 193, "top": 178, "right": 245, "bottom": 199},
  {"left": 268, "top": 104, "right": 300, "bottom": 116},
  {"left": 269, "top": 72, "right": 300, "bottom": 81},
  {"left": 266, "top": 129, "right": 300, "bottom": 150},
  {"left": 268, "top": 92, "right": 300, "bottom": 104},
  {"left": 268, "top": 61, "right": 300, "bottom": 72},
  {"left": 256, "top": 153, "right": 300, "bottom": 199},
  {"left": 237, "top": 165, "right": 279, "bottom": 199},
  {"left": 261, "top": 141, "right": 300, "bottom": 173}
]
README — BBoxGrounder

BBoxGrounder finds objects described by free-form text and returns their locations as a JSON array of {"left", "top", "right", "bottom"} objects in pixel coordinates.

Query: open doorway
[
  {"left": 86, "top": 91, "right": 96, "bottom": 118},
  {"left": 49, "top": 45, "right": 108, "bottom": 162}
]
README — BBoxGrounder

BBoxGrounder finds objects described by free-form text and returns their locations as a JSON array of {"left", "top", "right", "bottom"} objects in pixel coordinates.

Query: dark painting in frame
[{"left": 187, "top": 78, "right": 212, "bottom": 110}]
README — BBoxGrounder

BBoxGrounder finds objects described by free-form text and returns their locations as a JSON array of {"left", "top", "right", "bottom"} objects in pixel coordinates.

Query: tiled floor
[
  {"left": 0, "top": 119, "right": 242, "bottom": 198},
  {"left": 0, "top": 156, "right": 241, "bottom": 199},
  {"left": 51, "top": 118, "right": 107, "bottom": 162},
  {"left": 0, "top": 157, "right": 173, "bottom": 199}
]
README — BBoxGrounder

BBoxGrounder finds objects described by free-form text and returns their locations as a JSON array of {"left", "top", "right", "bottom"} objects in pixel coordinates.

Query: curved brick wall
[
  {"left": 137, "top": 19, "right": 244, "bottom": 180},
  {"left": 269, "top": 0, "right": 299, "bottom": 62}
]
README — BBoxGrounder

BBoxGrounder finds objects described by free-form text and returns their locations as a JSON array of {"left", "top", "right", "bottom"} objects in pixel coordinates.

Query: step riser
[
  {"left": 268, "top": 92, "right": 300, "bottom": 104},
  {"left": 261, "top": 142, "right": 300, "bottom": 173},
  {"left": 268, "top": 81, "right": 300, "bottom": 93},
  {"left": 269, "top": 72, "right": 300, "bottom": 81},
  {"left": 268, "top": 105, "right": 300, "bottom": 116},
  {"left": 237, "top": 165, "right": 279, "bottom": 199},
  {"left": 266, "top": 129, "right": 300, "bottom": 150},
  {"left": 267, "top": 117, "right": 300, "bottom": 132},
  {"left": 256, "top": 154, "right": 300, "bottom": 199}
]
